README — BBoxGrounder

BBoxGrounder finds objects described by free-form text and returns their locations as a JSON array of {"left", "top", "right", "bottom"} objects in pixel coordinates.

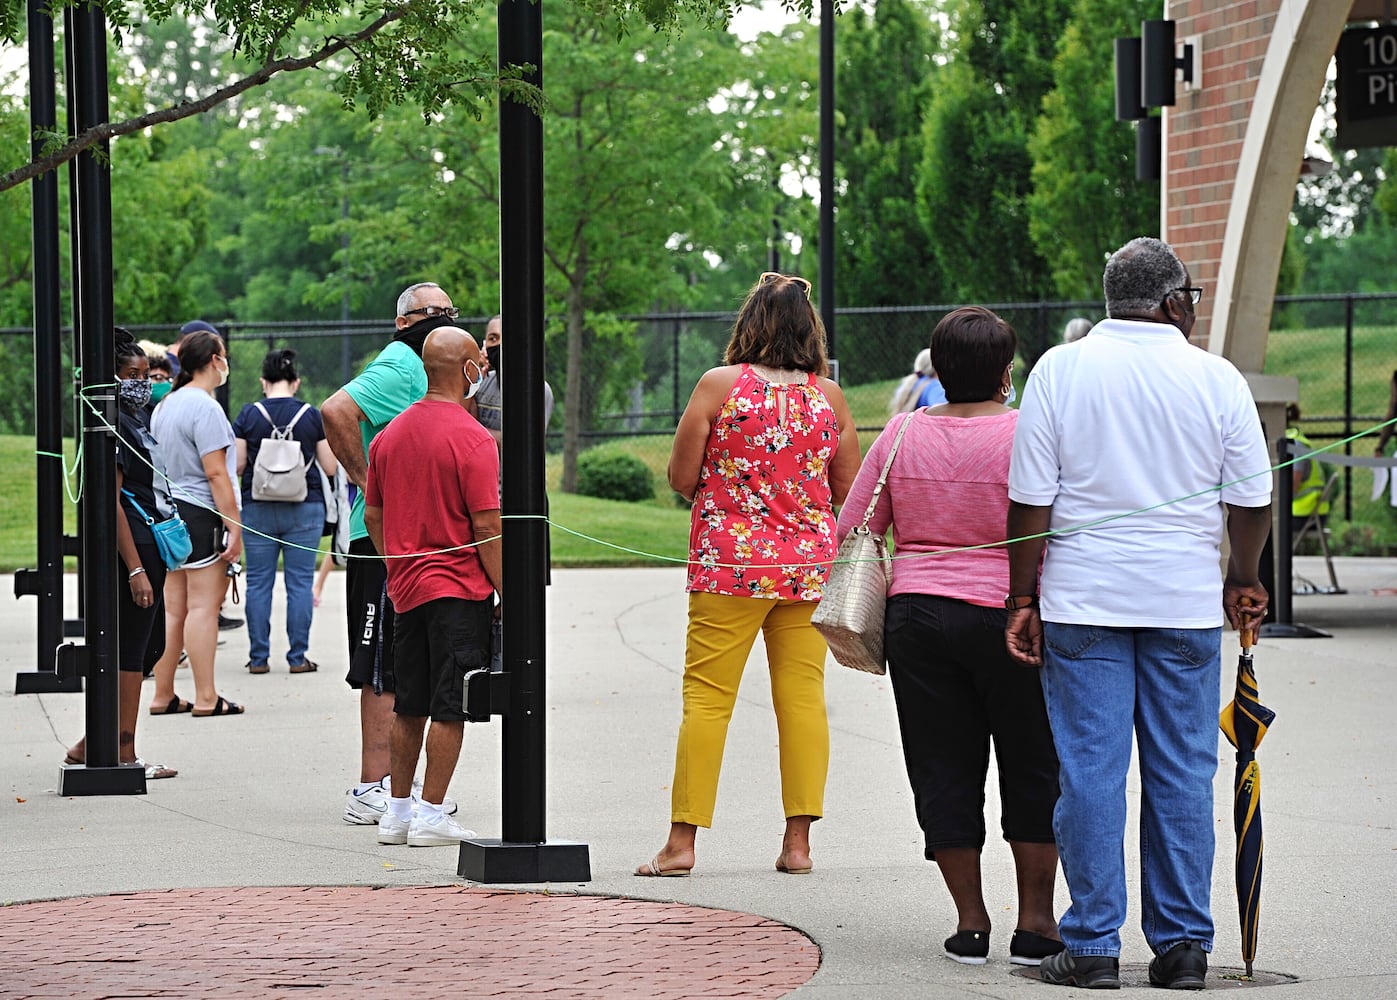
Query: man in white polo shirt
[{"left": 1004, "top": 237, "right": 1272, "bottom": 990}]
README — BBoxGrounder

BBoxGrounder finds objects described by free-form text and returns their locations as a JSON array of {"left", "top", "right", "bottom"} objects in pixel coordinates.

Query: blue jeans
[
  {"left": 1041, "top": 623, "right": 1221, "bottom": 958},
  {"left": 243, "top": 499, "right": 324, "bottom": 666}
]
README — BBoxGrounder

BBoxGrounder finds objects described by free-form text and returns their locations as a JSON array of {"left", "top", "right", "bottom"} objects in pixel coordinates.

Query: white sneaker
[
  {"left": 383, "top": 774, "right": 458, "bottom": 816},
  {"left": 377, "top": 809, "right": 412, "bottom": 845},
  {"left": 343, "top": 783, "right": 388, "bottom": 825},
  {"left": 406, "top": 812, "right": 478, "bottom": 847}
]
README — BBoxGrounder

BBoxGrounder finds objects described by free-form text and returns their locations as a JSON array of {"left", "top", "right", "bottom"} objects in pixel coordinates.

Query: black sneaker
[
  {"left": 1039, "top": 950, "right": 1120, "bottom": 989},
  {"left": 218, "top": 613, "right": 244, "bottom": 631},
  {"left": 943, "top": 929, "right": 989, "bottom": 965},
  {"left": 1010, "top": 929, "right": 1066, "bottom": 966},
  {"left": 1149, "top": 941, "right": 1208, "bottom": 990}
]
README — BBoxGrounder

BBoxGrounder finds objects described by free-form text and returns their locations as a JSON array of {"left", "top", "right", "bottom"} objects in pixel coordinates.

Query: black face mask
[
  {"left": 392, "top": 313, "right": 457, "bottom": 357},
  {"left": 486, "top": 345, "right": 501, "bottom": 375}
]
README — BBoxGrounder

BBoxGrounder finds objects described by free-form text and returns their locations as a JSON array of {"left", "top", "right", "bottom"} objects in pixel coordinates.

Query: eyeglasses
[
  {"left": 404, "top": 304, "right": 460, "bottom": 320},
  {"left": 760, "top": 272, "right": 812, "bottom": 298},
  {"left": 148, "top": 372, "right": 171, "bottom": 382},
  {"left": 1172, "top": 286, "right": 1203, "bottom": 305}
]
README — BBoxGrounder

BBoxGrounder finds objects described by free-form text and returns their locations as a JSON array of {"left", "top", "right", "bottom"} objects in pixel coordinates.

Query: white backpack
[{"left": 251, "top": 402, "right": 312, "bottom": 502}]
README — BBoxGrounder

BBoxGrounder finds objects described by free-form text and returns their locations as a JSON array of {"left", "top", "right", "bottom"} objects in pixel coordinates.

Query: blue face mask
[{"left": 1005, "top": 382, "right": 1017, "bottom": 406}]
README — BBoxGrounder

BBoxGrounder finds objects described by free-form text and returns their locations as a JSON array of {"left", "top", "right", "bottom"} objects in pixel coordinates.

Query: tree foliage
[
  {"left": 0, "top": 0, "right": 757, "bottom": 192},
  {"left": 835, "top": 0, "right": 941, "bottom": 309},
  {"left": 1026, "top": 0, "right": 1158, "bottom": 300},
  {"left": 916, "top": 0, "right": 1072, "bottom": 304}
]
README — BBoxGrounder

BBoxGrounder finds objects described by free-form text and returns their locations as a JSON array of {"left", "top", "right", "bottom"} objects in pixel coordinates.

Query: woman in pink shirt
[
  {"left": 837, "top": 306, "right": 1062, "bottom": 968},
  {"left": 635, "top": 272, "right": 861, "bottom": 879}
]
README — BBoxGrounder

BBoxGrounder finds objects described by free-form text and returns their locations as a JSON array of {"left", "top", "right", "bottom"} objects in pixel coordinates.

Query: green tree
[
  {"left": 835, "top": 0, "right": 942, "bottom": 309},
  {"left": 0, "top": 0, "right": 750, "bottom": 193},
  {"left": 916, "top": 0, "right": 1072, "bottom": 304},
  {"left": 1026, "top": 0, "right": 1158, "bottom": 300}
]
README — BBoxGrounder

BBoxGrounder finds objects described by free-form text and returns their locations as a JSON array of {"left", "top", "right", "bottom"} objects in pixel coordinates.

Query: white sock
[
  {"left": 417, "top": 800, "right": 445, "bottom": 823},
  {"left": 387, "top": 796, "right": 414, "bottom": 822},
  {"left": 354, "top": 781, "right": 379, "bottom": 795}
]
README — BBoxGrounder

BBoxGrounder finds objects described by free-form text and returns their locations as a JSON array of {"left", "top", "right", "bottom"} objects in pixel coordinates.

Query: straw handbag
[{"left": 811, "top": 415, "right": 913, "bottom": 674}]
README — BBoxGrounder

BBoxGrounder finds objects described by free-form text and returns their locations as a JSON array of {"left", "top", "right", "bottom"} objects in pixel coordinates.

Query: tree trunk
[{"left": 561, "top": 242, "right": 588, "bottom": 493}]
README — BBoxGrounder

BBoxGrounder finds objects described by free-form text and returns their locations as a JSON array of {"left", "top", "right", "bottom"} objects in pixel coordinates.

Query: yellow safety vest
[{"left": 1286, "top": 428, "right": 1329, "bottom": 518}]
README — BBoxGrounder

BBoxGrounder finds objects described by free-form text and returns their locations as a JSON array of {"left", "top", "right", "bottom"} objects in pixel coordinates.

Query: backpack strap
[
  {"left": 253, "top": 401, "right": 312, "bottom": 444},
  {"left": 283, "top": 403, "right": 311, "bottom": 434}
]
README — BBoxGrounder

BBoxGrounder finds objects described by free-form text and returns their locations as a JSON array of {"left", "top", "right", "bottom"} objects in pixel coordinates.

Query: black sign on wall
[{"left": 1337, "top": 25, "right": 1397, "bottom": 148}]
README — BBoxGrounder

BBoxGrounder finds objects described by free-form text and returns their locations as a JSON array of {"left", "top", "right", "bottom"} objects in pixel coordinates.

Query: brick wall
[{"left": 1165, "top": 0, "right": 1283, "bottom": 350}]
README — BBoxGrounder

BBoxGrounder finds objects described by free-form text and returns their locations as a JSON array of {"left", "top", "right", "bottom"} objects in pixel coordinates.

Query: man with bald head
[
  {"left": 364, "top": 327, "right": 503, "bottom": 847},
  {"left": 324, "top": 282, "right": 464, "bottom": 826}
]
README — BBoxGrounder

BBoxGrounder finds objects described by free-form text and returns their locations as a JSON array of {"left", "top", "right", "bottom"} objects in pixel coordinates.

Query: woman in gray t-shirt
[{"left": 148, "top": 329, "right": 246, "bottom": 718}]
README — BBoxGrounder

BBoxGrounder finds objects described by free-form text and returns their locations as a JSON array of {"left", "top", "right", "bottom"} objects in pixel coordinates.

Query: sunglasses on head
[{"left": 760, "top": 272, "right": 812, "bottom": 298}]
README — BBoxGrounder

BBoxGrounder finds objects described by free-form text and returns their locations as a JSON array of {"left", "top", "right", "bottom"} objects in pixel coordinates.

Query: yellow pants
[{"left": 671, "top": 592, "right": 830, "bottom": 828}]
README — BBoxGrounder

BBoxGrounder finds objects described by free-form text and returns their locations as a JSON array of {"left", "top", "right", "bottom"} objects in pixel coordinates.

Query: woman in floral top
[{"left": 635, "top": 272, "right": 860, "bottom": 879}]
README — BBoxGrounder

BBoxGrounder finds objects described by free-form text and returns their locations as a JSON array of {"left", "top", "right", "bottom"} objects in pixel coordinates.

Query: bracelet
[{"left": 128, "top": 567, "right": 147, "bottom": 579}]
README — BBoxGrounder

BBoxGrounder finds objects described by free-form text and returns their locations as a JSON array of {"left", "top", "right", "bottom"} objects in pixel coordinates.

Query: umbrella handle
[{"left": 1239, "top": 596, "right": 1256, "bottom": 650}]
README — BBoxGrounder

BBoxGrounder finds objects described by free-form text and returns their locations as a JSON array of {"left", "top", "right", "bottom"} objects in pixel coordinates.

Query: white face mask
[
  {"left": 463, "top": 360, "right": 482, "bottom": 400},
  {"left": 215, "top": 356, "right": 229, "bottom": 387}
]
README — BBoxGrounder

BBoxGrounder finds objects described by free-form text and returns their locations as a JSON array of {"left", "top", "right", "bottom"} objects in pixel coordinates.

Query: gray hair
[
  {"left": 1103, "top": 237, "right": 1187, "bottom": 316},
  {"left": 913, "top": 347, "right": 935, "bottom": 376},
  {"left": 396, "top": 281, "right": 445, "bottom": 318},
  {"left": 1063, "top": 318, "right": 1092, "bottom": 343}
]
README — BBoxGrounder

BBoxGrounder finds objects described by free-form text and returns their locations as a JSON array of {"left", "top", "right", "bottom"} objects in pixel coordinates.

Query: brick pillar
[{"left": 1164, "top": 1, "right": 1283, "bottom": 351}]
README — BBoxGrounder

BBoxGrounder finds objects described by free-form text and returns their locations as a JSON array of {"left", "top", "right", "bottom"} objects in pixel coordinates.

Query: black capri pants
[
  {"left": 121, "top": 541, "right": 167, "bottom": 673},
  {"left": 882, "top": 592, "right": 1059, "bottom": 859}
]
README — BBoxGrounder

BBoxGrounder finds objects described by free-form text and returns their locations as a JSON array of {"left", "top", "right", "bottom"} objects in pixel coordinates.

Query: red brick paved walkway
[{"left": 1, "top": 885, "right": 820, "bottom": 999}]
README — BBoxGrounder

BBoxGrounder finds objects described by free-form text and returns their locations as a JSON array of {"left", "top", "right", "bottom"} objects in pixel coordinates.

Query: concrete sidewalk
[{"left": 3, "top": 558, "right": 1395, "bottom": 997}]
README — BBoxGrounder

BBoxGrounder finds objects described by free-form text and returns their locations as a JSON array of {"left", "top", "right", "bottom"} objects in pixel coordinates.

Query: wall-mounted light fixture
[{"left": 1142, "top": 20, "right": 1198, "bottom": 107}]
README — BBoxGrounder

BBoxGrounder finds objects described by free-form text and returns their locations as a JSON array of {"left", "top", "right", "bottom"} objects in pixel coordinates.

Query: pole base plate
[
  {"left": 15, "top": 671, "right": 83, "bottom": 694},
  {"left": 58, "top": 762, "right": 147, "bottom": 796},
  {"left": 1259, "top": 622, "right": 1331, "bottom": 639},
  {"left": 458, "top": 839, "right": 591, "bottom": 884}
]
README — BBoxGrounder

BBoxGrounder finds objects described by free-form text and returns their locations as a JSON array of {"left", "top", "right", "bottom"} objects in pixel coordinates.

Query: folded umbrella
[{"left": 1218, "top": 616, "right": 1275, "bottom": 977}]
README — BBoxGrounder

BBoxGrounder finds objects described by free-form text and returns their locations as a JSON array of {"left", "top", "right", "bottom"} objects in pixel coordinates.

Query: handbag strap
[
  {"left": 121, "top": 488, "right": 157, "bottom": 526},
  {"left": 856, "top": 411, "right": 914, "bottom": 531}
]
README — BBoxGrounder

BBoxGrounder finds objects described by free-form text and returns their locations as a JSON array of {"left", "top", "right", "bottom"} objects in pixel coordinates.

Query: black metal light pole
[
  {"left": 14, "top": 0, "right": 78, "bottom": 695},
  {"left": 457, "top": 0, "right": 589, "bottom": 883},
  {"left": 819, "top": 0, "right": 836, "bottom": 367},
  {"left": 60, "top": 0, "right": 144, "bottom": 794}
]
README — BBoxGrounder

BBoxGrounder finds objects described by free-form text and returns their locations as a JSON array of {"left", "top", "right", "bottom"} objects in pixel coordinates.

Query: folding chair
[{"left": 1291, "top": 471, "right": 1344, "bottom": 595}]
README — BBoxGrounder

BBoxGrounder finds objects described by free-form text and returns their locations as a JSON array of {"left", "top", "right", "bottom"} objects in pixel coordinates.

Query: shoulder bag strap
[
  {"left": 857, "top": 412, "right": 914, "bottom": 531},
  {"left": 121, "top": 488, "right": 156, "bottom": 525},
  {"left": 253, "top": 401, "right": 275, "bottom": 431}
]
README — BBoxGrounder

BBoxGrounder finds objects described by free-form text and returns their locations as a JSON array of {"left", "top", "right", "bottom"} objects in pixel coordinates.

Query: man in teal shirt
[{"left": 323, "top": 281, "right": 463, "bottom": 825}]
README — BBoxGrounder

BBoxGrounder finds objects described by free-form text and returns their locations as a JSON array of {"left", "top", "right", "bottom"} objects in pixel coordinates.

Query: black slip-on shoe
[
  {"left": 218, "top": 613, "right": 244, "bottom": 631},
  {"left": 1010, "top": 929, "right": 1066, "bottom": 966},
  {"left": 943, "top": 929, "right": 989, "bottom": 965},
  {"left": 1039, "top": 949, "right": 1120, "bottom": 989},
  {"left": 1149, "top": 941, "right": 1208, "bottom": 990}
]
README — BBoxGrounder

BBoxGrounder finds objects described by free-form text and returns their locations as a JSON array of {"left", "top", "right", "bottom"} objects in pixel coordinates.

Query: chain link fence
[{"left": 5, "top": 294, "right": 1395, "bottom": 539}]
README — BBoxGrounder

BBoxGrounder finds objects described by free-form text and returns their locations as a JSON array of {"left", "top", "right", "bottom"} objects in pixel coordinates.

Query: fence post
[{"left": 1344, "top": 294, "right": 1354, "bottom": 522}]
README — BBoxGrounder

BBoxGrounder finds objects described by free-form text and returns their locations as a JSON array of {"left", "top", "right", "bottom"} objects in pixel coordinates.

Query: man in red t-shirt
[{"left": 365, "top": 327, "right": 502, "bottom": 847}]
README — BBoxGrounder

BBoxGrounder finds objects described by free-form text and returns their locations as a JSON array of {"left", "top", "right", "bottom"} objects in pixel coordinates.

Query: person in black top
[
  {"left": 231, "top": 349, "right": 338, "bottom": 673},
  {"left": 64, "top": 327, "right": 180, "bottom": 778}
]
